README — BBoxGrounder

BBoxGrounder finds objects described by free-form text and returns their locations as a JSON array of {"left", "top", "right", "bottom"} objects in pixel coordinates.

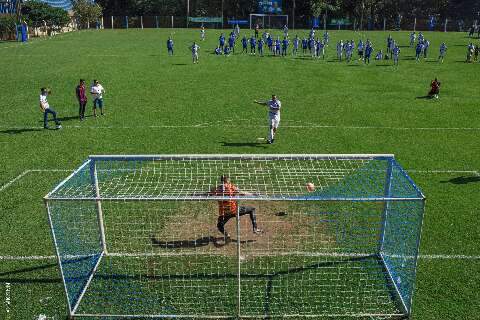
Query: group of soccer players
[{"left": 164, "top": 25, "right": 457, "bottom": 66}]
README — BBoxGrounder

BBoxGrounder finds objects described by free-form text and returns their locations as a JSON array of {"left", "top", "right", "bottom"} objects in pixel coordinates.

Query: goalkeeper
[{"left": 209, "top": 175, "right": 263, "bottom": 239}]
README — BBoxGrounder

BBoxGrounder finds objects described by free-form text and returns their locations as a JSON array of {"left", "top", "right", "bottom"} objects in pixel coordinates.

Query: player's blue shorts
[{"left": 93, "top": 98, "right": 103, "bottom": 109}]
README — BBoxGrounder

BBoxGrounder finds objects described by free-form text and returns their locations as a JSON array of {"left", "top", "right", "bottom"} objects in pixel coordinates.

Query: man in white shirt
[
  {"left": 190, "top": 42, "right": 200, "bottom": 64},
  {"left": 90, "top": 80, "right": 105, "bottom": 117},
  {"left": 254, "top": 95, "right": 282, "bottom": 144},
  {"left": 39, "top": 88, "right": 61, "bottom": 129}
]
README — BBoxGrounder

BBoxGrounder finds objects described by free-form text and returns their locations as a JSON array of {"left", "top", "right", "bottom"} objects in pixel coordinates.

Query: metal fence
[{"left": 80, "top": 15, "right": 480, "bottom": 32}]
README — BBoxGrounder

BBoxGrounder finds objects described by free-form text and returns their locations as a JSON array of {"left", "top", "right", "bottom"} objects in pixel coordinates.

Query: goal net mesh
[{"left": 46, "top": 155, "right": 425, "bottom": 318}]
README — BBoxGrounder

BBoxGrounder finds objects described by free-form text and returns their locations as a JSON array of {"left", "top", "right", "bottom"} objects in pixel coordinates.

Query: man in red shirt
[
  {"left": 209, "top": 175, "right": 263, "bottom": 239},
  {"left": 76, "top": 79, "right": 88, "bottom": 120}
]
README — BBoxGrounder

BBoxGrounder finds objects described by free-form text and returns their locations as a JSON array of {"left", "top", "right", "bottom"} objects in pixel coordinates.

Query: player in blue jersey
[
  {"left": 275, "top": 37, "right": 281, "bottom": 56},
  {"left": 323, "top": 31, "right": 329, "bottom": 45},
  {"left": 364, "top": 42, "right": 373, "bottom": 64},
  {"left": 250, "top": 36, "right": 256, "bottom": 54},
  {"left": 281, "top": 37, "right": 289, "bottom": 56},
  {"left": 167, "top": 37, "right": 174, "bottom": 55},
  {"left": 392, "top": 45, "right": 400, "bottom": 66},
  {"left": 292, "top": 35, "right": 299, "bottom": 56},
  {"left": 228, "top": 34, "right": 235, "bottom": 53},
  {"left": 357, "top": 39, "right": 364, "bottom": 60},
  {"left": 258, "top": 38, "right": 264, "bottom": 56},
  {"left": 386, "top": 34, "right": 392, "bottom": 54},
  {"left": 215, "top": 46, "right": 222, "bottom": 55},
  {"left": 302, "top": 37, "right": 308, "bottom": 55},
  {"left": 418, "top": 32, "right": 424, "bottom": 44},
  {"left": 224, "top": 45, "right": 230, "bottom": 56},
  {"left": 415, "top": 42, "right": 424, "bottom": 62},
  {"left": 241, "top": 35, "right": 248, "bottom": 53},
  {"left": 219, "top": 33, "right": 225, "bottom": 50},
  {"left": 267, "top": 34, "right": 273, "bottom": 53}
]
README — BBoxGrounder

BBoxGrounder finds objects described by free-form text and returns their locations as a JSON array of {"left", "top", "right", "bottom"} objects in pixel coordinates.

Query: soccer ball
[{"left": 306, "top": 182, "right": 315, "bottom": 192}]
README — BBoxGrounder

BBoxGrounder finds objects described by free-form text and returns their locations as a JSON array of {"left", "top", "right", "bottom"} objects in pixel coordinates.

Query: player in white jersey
[
  {"left": 283, "top": 25, "right": 288, "bottom": 38},
  {"left": 254, "top": 95, "right": 282, "bottom": 144},
  {"left": 39, "top": 88, "right": 61, "bottom": 129},
  {"left": 190, "top": 42, "right": 200, "bottom": 63},
  {"left": 438, "top": 42, "right": 447, "bottom": 63},
  {"left": 200, "top": 25, "right": 205, "bottom": 41}
]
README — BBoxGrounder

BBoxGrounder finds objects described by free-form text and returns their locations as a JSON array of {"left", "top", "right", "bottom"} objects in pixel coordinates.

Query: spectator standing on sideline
[
  {"left": 76, "top": 79, "right": 87, "bottom": 121},
  {"left": 91, "top": 80, "right": 105, "bottom": 117}
]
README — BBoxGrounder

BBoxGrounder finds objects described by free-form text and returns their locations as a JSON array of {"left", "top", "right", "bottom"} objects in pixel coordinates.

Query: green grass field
[{"left": 0, "top": 28, "right": 479, "bottom": 319}]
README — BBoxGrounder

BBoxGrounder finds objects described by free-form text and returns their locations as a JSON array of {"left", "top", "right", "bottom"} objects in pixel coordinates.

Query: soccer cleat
[
  {"left": 253, "top": 228, "right": 264, "bottom": 235},
  {"left": 56, "top": 125, "right": 62, "bottom": 129}
]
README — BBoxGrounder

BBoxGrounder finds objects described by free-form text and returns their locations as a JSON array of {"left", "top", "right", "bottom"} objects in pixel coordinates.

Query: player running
[
  {"left": 254, "top": 94, "right": 282, "bottom": 144},
  {"left": 209, "top": 175, "right": 263, "bottom": 240}
]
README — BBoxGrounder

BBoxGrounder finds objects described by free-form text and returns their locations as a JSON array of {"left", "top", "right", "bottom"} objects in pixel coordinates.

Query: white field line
[
  {"left": 0, "top": 169, "right": 72, "bottom": 193},
  {"left": 1, "top": 123, "right": 480, "bottom": 131},
  {"left": 0, "top": 253, "right": 479, "bottom": 261}
]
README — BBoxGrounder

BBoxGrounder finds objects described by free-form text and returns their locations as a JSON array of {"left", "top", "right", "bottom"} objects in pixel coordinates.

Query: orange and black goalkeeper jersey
[{"left": 211, "top": 182, "right": 239, "bottom": 216}]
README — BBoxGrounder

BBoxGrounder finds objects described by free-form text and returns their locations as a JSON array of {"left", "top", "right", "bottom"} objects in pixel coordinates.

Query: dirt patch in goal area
[{"left": 150, "top": 201, "right": 333, "bottom": 259}]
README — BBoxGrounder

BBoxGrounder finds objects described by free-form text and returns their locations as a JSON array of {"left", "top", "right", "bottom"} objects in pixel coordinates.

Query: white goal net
[
  {"left": 250, "top": 14, "right": 289, "bottom": 30},
  {"left": 45, "top": 154, "right": 425, "bottom": 319}
]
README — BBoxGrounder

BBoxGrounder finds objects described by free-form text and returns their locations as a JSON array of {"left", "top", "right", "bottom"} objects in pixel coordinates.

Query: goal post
[
  {"left": 45, "top": 154, "right": 425, "bottom": 319},
  {"left": 249, "top": 14, "right": 289, "bottom": 30}
]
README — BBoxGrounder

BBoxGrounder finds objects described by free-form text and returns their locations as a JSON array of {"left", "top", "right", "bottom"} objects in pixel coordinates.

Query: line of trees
[{"left": 95, "top": 0, "right": 480, "bottom": 21}]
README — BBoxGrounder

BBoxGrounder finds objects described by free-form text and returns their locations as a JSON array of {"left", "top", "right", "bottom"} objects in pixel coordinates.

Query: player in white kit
[
  {"left": 190, "top": 42, "right": 200, "bottom": 63},
  {"left": 200, "top": 25, "right": 205, "bottom": 41},
  {"left": 254, "top": 95, "right": 282, "bottom": 144}
]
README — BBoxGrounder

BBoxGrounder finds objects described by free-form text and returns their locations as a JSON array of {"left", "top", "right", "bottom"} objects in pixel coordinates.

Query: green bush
[
  {"left": 21, "top": 0, "right": 71, "bottom": 31},
  {"left": 0, "top": 15, "right": 17, "bottom": 40}
]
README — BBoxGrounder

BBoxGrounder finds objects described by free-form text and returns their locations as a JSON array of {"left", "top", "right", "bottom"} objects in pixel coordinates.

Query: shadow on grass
[
  {"left": 415, "top": 95, "right": 435, "bottom": 99},
  {"left": 172, "top": 63, "right": 188, "bottom": 66},
  {"left": 0, "top": 128, "right": 43, "bottom": 134},
  {"left": 151, "top": 235, "right": 256, "bottom": 249},
  {"left": 41, "top": 115, "right": 89, "bottom": 123},
  {"left": 222, "top": 141, "right": 268, "bottom": 148},
  {"left": 440, "top": 175, "right": 480, "bottom": 184},
  {"left": 0, "top": 261, "right": 61, "bottom": 284}
]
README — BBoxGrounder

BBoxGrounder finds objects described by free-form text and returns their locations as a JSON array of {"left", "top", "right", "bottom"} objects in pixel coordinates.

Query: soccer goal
[
  {"left": 249, "top": 13, "right": 289, "bottom": 30},
  {"left": 45, "top": 154, "right": 425, "bottom": 319}
]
